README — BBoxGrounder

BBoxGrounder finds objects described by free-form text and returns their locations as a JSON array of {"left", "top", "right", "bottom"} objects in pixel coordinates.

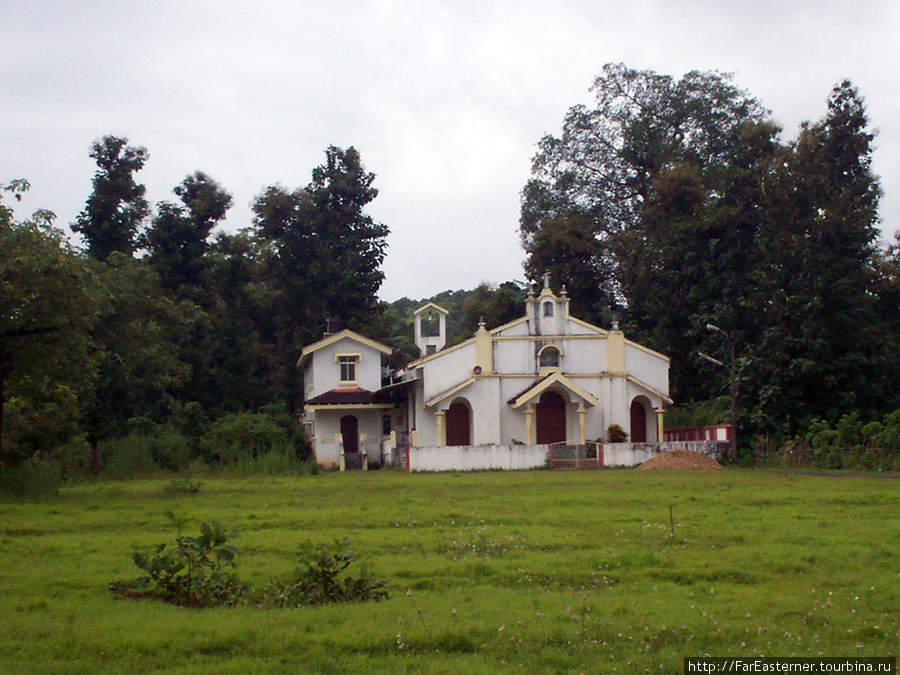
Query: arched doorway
[
  {"left": 629, "top": 400, "right": 647, "bottom": 443},
  {"left": 340, "top": 415, "right": 359, "bottom": 453},
  {"left": 446, "top": 401, "right": 471, "bottom": 446},
  {"left": 536, "top": 391, "right": 567, "bottom": 444}
]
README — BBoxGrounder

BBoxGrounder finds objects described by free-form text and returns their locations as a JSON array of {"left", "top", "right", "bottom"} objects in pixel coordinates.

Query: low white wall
[
  {"left": 408, "top": 444, "right": 549, "bottom": 472},
  {"left": 603, "top": 441, "right": 723, "bottom": 467}
]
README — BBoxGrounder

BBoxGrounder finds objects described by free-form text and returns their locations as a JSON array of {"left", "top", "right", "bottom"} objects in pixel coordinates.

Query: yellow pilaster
[
  {"left": 475, "top": 319, "right": 493, "bottom": 374},
  {"left": 608, "top": 321, "right": 625, "bottom": 373},
  {"left": 525, "top": 405, "right": 535, "bottom": 444},
  {"left": 578, "top": 404, "right": 587, "bottom": 444},
  {"left": 435, "top": 410, "right": 446, "bottom": 446},
  {"left": 656, "top": 407, "right": 665, "bottom": 442}
]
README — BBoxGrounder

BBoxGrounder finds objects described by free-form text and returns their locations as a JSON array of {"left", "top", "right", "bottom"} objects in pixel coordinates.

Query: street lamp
[{"left": 700, "top": 323, "right": 737, "bottom": 461}]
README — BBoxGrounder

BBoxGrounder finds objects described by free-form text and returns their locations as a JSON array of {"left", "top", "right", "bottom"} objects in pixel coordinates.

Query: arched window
[
  {"left": 539, "top": 346, "right": 560, "bottom": 368},
  {"left": 543, "top": 301, "right": 554, "bottom": 317}
]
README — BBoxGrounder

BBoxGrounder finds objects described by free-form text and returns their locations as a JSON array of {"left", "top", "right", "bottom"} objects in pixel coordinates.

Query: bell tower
[{"left": 413, "top": 302, "right": 448, "bottom": 357}]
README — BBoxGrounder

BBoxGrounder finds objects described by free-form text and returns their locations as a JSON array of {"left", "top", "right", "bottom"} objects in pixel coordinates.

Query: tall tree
[
  {"left": 520, "top": 63, "right": 768, "bottom": 310},
  {"left": 252, "top": 146, "right": 389, "bottom": 408},
  {"left": 80, "top": 255, "right": 194, "bottom": 470},
  {"left": 742, "top": 81, "right": 886, "bottom": 434},
  {"left": 144, "top": 171, "right": 233, "bottom": 296},
  {"left": 73, "top": 136, "right": 149, "bottom": 262},
  {"left": 1, "top": 181, "right": 98, "bottom": 463}
]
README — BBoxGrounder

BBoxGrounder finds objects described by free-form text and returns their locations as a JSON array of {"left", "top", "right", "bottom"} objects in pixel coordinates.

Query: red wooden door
[
  {"left": 630, "top": 401, "right": 647, "bottom": 443},
  {"left": 446, "top": 402, "right": 471, "bottom": 446},
  {"left": 340, "top": 415, "right": 359, "bottom": 453},
  {"left": 536, "top": 391, "right": 566, "bottom": 444}
]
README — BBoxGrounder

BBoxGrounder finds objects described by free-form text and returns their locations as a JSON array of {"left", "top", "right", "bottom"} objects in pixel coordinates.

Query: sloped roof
[
  {"left": 424, "top": 376, "right": 477, "bottom": 409},
  {"left": 305, "top": 387, "right": 395, "bottom": 408},
  {"left": 508, "top": 371, "right": 599, "bottom": 409},
  {"left": 413, "top": 302, "right": 449, "bottom": 316},
  {"left": 298, "top": 329, "right": 393, "bottom": 367}
]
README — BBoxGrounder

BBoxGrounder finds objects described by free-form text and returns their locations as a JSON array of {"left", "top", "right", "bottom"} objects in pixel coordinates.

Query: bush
[
  {"left": 606, "top": 424, "right": 628, "bottom": 443},
  {"left": 113, "top": 518, "right": 387, "bottom": 610},
  {"left": 100, "top": 425, "right": 195, "bottom": 477},
  {"left": 100, "top": 434, "right": 156, "bottom": 478},
  {"left": 125, "top": 512, "right": 246, "bottom": 608},
  {"left": 0, "top": 457, "right": 64, "bottom": 499},
  {"left": 263, "top": 537, "right": 389, "bottom": 607},
  {"left": 201, "top": 412, "right": 290, "bottom": 466}
]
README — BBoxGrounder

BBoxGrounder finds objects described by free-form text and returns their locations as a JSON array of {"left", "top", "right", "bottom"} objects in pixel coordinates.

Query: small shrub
[
  {"left": 263, "top": 538, "right": 389, "bottom": 607},
  {"left": 125, "top": 512, "right": 246, "bottom": 608},
  {"left": 298, "top": 458, "right": 321, "bottom": 476},
  {"left": 0, "top": 457, "right": 63, "bottom": 499},
  {"left": 606, "top": 424, "right": 628, "bottom": 443},
  {"left": 147, "top": 426, "right": 194, "bottom": 471},
  {"left": 202, "top": 412, "right": 290, "bottom": 466},
  {"left": 113, "top": 519, "right": 387, "bottom": 610},
  {"left": 162, "top": 478, "right": 202, "bottom": 495},
  {"left": 101, "top": 434, "right": 156, "bottom": 478}
]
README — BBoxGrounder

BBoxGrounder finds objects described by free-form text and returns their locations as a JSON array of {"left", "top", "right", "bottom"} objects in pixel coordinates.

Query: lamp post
[{"left": 700, "top": 323, "right": 737, "bottom": 461}]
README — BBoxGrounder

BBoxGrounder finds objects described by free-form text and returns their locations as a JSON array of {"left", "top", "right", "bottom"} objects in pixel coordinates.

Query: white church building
[
  {"left": 402, "top": 276, "right": 671, "bottom": 451},
  {"left": 299, "top": 276, "right": 672, "bottom": 468}
]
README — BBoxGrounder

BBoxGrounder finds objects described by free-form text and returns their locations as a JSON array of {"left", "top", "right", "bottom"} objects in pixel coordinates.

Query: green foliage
[
  {"left": 162, "top": 477, "right": 202, "bottom": 495},
  {"left": 762, "top": 409, "right": 900, "bottom": 471},
  {"left": 144, "top": 171, "right": 232, "bottom": 295},
  {"left": 251, "top": 146, "right": 389, "bottom": 408},
  {"left": 606, "top": 423, "right": 628, "bottom": 443},
  {"left": 1, "top": 184, "right": 99, "bottom": 463},
  {"left": 119, "top": 514, "right": 386, "bottom": 610},
  {"left": 201, "top": 412, "right": 292, "bottom": 466},
  {"left": 522, "top": 67, "right": 897, "bottom": 440},
  {"left": 0, "top": 457, "right": 63, "bottom": 499},
  {"left": 664, "top": 397, "right": 730, "bottom": 429},
  {"left": 72, "top": 136, "right": 150, "bottom": 262},
  {"left": 100, "top": 425, "right": 194, "bottom": 478},
  {"left": 264, "top": 537, "right": 389, "bottom": 607},
  {"left": 129, "top": 512, "right": 245, "bottom": 607}
]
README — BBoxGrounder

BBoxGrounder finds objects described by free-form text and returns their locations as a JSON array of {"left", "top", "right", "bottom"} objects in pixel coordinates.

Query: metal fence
[{"left": 548, "top": 442, "right": 602, "bottom": 470}]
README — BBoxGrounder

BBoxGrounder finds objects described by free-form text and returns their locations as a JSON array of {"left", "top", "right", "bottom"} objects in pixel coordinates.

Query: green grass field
[{"left": 1, "top": 468, "right": 897, "bottom": 674}]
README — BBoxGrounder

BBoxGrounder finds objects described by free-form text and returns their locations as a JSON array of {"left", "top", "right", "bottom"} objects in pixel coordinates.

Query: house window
[
  {"left": 338, "top": 355, "right": 359, "bottom": 383},
  {"left": 539, "top": 346, "right": 560, "bottom": 368},
  {"left": 543, "top": 301, "right": 554, "bottom": 317},
  {"left": 382, "top": 414, "right": 392, "bottom": 435}
]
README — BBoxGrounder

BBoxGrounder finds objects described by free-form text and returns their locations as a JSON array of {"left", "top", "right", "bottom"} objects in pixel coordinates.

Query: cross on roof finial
[{"left": 542, "top": 271, "right": 551, "bottom": 289}]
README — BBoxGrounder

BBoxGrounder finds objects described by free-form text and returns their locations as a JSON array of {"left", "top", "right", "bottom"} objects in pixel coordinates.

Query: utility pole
[{"left": 700, "top": 323, "right": 737, "bottom": 461}]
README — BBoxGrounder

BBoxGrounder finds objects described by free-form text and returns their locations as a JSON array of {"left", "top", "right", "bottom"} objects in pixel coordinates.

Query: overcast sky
[{"left": 4, "top": 0, "right": 899, "bottom": 301}]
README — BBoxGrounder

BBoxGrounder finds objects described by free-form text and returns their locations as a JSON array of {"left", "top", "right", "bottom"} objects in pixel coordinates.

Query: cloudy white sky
[{"left": 4, "top": 0, "right": 899, "bottom": 301}]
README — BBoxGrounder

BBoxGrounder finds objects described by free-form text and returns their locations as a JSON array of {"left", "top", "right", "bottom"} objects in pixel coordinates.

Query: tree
[
  {"left": 73, "top": 136, "right": 150, "bottom": 262},
  {"left": 622, "top": 121, "right": 782, "bottom": 403},
  {"left": 520, "top": 63, "right": 768, "bottom": 317},
  {"left": 1, "top": 181, "right": 98, "bottom": 464},
  {"left": 460, "top": 281, "right": 526, "bottom": 334},
  {"left": 80, "top": 255, "right": 195, "bottom": 470},
  {"left": 741, "top": 81, "right": 886, "bottom": 434},
  {"left": 144, "top": 171, "right": 233, "bottom": 296},
  {"left": 252, "top": 146, "right": 389, "bottom": 409}
]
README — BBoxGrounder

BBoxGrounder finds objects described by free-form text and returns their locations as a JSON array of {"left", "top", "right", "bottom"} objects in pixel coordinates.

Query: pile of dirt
[{"left": 637, "top": 450, "right": 724, "bottom": 471}]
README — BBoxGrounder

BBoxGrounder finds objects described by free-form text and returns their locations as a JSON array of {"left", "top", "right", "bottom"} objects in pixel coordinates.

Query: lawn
[{"left": 0, "top": 468, "right": 897, "bottom": 674}]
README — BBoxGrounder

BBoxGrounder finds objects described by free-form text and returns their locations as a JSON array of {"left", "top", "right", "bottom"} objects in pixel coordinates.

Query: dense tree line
[
  {"left": 4, "top": 63, "right": 898, "bottom": 476},
  {"left": 1, "top": 144, "right": 392, "bottom": 471},
  {"left": 522, "top": 64, "right": 900, "bottom": 442}
]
